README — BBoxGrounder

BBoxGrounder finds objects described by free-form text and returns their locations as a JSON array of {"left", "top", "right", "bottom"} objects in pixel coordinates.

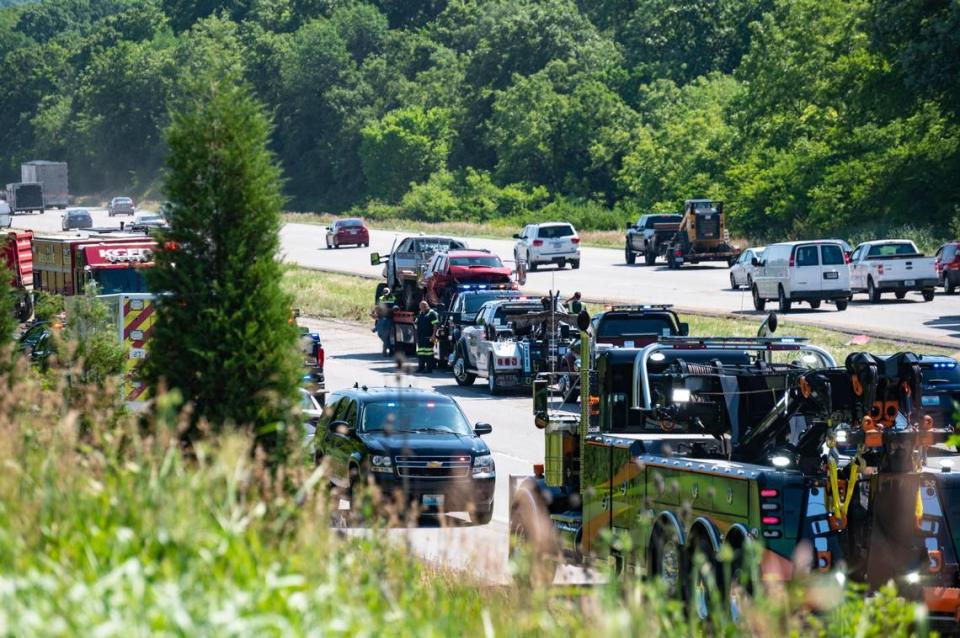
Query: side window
[
  {"left": 851, "top": 246, "right": 863, "bottom": 262},
  {"left": 795, "top": 245, "right": 820, "bottom": 267},
  {"left": 398, "top": 239, "right": 411, "bottom": 252},
  {"left": 946, "top": 245, "right": 957, "bottom": 260},
  {"left": 343, "top": 400, "right": 358, "bottom": 426},
  {"left": 319, "top": 396, "right": 342, "bottom": 429}
]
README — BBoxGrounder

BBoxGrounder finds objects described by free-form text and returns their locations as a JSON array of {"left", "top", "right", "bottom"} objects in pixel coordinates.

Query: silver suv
[
  {"left": 107, "top": 197, "right": 135, "bottom": 217},
  {"left": 513, "top": 222, "right": 581, "bottom": 271}
]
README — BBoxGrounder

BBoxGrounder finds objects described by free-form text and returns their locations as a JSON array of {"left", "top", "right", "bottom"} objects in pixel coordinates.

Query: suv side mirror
[
  {"left": 474, "top": 422, "right": 492, "bottom": 436},
  {"left": 512, "top": 233, "right": 521, "bottom": 239},
  {"left": 626, "top": 222, "right": 634, "bottom": 230},
  {"left": 370, "top": 252, "right": 382, "bottom": 266},
  {"left": 679, "top": 322, "right": 689, "bottom": 336}
]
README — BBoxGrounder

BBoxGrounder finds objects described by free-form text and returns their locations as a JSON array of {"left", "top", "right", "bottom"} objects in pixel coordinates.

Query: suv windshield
[
  {"left": 537, "top": 225, "right": 574, "bottom": 239},
  {"left": 597, "top": 316, "right": 675, "bottom": 338},
  {"left": 361, "top": 398, "right": 472, "bottom": 435},
  {"left": 450, "top": 255, "right": 502, "bottom": 267}
]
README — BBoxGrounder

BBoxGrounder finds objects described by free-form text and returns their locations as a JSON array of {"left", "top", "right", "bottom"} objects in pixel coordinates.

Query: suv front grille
[{"left": 394, "top": 456, "right": 471, "bottom": 478}]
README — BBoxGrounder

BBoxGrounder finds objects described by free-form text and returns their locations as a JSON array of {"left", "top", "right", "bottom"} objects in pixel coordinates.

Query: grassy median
[{"left": 284, "top": 267, "right": 956, "bottom": 361}]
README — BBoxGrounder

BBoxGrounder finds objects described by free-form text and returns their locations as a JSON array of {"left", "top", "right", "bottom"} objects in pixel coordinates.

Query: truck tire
[
  {"left": 649, "top": 523, "right": 683, "bottom": 598},
  {"left": 946, "top": 275, "right": 956, "bottom": 295},
  {"left": 688, "top": 533, "right": 721, "bottom": 622},
  {"left": 487, "top": 360, "right": 501, "bottom": 395},
  {"left": 571, "top": 260, "right": 579, "bottom": 269},
  {"left": 835, "top": 299, "right": 848, "bottom": 311},
  {"left": 809, "top": 300, "right": 821, "bottom": 309},
  {"left": 644, "top": 248, "right": 656, "bottom": 266},
  {"left": 922, "top": 288, "right": 935, "bottom": 302},
  {"left": 752, "top": 285, "right": 765, "bottom": 312},
  {"left": 452, "top": 346, "right": 476, "bottom": 386},
  {"left": 402, "top": 282, "right": 421, "bottom": 311},
  {"left": 895, "top": 290, "right": 906, "bottom": 300},
  {"left": 625, "top": 243, "right": 636, "bottom": 265},
  {"left": 778, "top": 286, "right": 791, "bottom": 314},
  {"left": 867, "top": 277, "right": 881, "bottom": 304}
]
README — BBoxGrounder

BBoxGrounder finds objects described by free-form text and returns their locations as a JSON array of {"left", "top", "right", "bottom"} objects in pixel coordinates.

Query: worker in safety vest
[
  {"left": 414, "top": 300, "right": 439, "bottom": 373},
  {"left": 566, "top": 291, "right": 583, "bottom": 314},
  {"left": 373, "top": 287, "right": 396, "bottom": 356}
]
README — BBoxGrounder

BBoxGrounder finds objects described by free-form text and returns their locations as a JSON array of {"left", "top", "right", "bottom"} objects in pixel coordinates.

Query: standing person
[
  {"left": 415, "top": 300, "right": 439, "bottom": 373},
  {"left": 373, "top": 287, "right": 396, "bottom": 356},
  {"left": 566, "top": 291, "right": 583, "bottom": 314}
]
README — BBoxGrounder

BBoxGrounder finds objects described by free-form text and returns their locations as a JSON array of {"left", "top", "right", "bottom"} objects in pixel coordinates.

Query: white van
[{"left": 751, "top": 240, "right": 851, "bottom": 312}]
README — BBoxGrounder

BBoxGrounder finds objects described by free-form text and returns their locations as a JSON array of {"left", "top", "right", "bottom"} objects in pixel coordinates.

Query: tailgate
[{"left": 875, "top": 257, "right": 937, "bottom": 281}]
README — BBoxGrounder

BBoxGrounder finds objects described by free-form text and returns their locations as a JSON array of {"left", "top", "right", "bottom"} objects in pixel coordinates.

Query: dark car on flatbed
[
  {"left": 313, "top": 387, "right": 496, "bottom": 524},
  {"left": 558, "top": 305, "right": 688, "bottom": 401}
]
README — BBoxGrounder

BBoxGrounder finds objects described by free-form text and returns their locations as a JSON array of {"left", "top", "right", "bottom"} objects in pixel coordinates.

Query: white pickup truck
[{"left": 850, "top": 239, "right": 938, "bottom": 302}]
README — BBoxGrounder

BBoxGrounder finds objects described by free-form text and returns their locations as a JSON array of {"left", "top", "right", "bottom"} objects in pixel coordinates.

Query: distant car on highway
[
  {"left": 850, "top": 239, "right": 937, "bottom": 302},
  {"left": 61, "top": 208, "right": 92, "bottom": 231},
  {"left": 107, "top": 197, "right": 135, "bottom": 217},
  {"left": 513, "top": 222, "right": 580, "bottom": 270},
  {"left": 325, "top": 217, "right": 369, "bottom": 249},
  {"left": 729, "top": 246, "right": 765, "bottom": 290},
  {"left": 313, "top": 387, "right": 495, "bottom": 524},
  {"left": 624, "top": 213, "right": 682, "bottom": 265},
  {"left": 935, "top": 241, "right": 960, "bottom": 295},
  {"left": 130, "top": 212, "right": 168, "bottom": 232},
  {"left": 751, "top": 240, "right": 851, "bottom": 312}
]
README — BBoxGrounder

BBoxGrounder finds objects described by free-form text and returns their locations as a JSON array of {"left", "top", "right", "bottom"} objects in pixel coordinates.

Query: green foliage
[
  {"left": 62, "top": 285, "right": 127, "bottom": 388},
  {"left": 0, "top": 0, "right": 958, "bottom": 241},
  {"left": 146, "top": 72, "right": 300, "bottom": 455},
  {"left": 0, "top": 264, "right": 15, "bottom": 350},
  {"left": 360, "top": 106, "right": 452, "bottom": 201}
]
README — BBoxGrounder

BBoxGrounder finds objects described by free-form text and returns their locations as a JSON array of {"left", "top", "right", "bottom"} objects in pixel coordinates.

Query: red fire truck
[
  {"left": 31, "top": 234, "right": 155, "bottom": 296},
  {"left": 3, "top": 230, "right": 35, "bottom": 321}
]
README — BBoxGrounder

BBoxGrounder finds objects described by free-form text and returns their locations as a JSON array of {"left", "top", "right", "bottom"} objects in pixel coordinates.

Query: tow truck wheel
[
  {"left": 922, "top": 288, "right": 935, "bottom": 302},
  {"left": 452, "top": 348, "right": 476, "bottom": 386},
  {"left": 487, "top": 360, "right": 500, "bottom": 395},
  {"left": 625, "top": 243, "right": 636, "bottom": 265},
  {"left": 868, "top": 277, "right": 881, "bottom": 304},
  {"left": 510, "top": 480, "right": 559, "bottom": 586},
  {"left": 686, "top": 534, "right": 724, "bottom": 622},
  {"left": 752, "top": 285, "right": 765, "bottom": 312},
  {"left": 650, "top": 524, "right": 683, "bottom": 598}
]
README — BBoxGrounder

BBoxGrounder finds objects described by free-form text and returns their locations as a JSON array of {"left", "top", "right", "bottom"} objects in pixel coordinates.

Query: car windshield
[
  {"left": 463, "top": 292, "right": 520, "bottom": 313},
  {"left": 537, "top": 225, "right": 575, "bottom": 239},
  {"left": 414, "top": 239, "right": 464, "bottom": 253},
  {"left": 449, "top": 255, "right": 502, "bottom": 267},
  {"left": 597, "top": 317, "right": 675, "bottom": 338},
  {"left": 361, "top": 398, "right": 472, "bottom": 435},
  {"left": 867, "top": 243, "right": 918, "bottom": 257}
]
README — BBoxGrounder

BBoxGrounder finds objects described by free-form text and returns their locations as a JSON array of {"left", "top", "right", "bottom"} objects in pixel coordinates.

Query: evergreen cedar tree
[{"left": 145, "top": 75, "right": 301, "bottom": 456}]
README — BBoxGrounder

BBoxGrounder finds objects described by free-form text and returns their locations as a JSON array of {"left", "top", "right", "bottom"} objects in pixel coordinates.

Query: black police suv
[{"left": 313, "top": 387, "right": 495, "bottom": 524}]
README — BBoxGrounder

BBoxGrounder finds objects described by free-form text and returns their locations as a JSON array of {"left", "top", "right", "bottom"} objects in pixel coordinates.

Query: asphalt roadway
[{"left": 12, "top": 208, "right": 959, "bottom": 346}]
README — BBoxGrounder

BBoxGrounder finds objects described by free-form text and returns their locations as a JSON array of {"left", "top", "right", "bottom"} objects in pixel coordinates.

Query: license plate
[
  {"left": 552, "top": 241, "right": 563, "bottom": 249},
  {"left": 499, "top": 375, "right": 518, "bottom": 386},
  {"left": 422, "top": 494, "right": 444, "bottom": 507},
  {"left": 905, "top": 279, "right": 915, "bottom": 287},
  {"left": 922, "top": 395, "right": 940, "bottom": 407},
  {"left": 824, "top": 271, "right": 839, "bottom": 279}
]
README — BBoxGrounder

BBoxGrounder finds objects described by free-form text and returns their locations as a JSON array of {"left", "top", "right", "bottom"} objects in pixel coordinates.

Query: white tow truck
[
  {"left": 451, "top": 298, "right": 575, "bottom": 395},
  {"left": 850, "top": 239, "right": 938, "bottom": 302}
]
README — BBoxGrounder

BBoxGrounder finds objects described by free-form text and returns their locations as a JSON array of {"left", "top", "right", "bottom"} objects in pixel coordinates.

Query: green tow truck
[{"left": 509, "top": 313, "right": 960, "bottom": 626}]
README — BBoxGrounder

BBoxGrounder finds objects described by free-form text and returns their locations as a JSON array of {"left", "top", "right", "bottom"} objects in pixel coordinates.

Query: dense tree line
[{"left": 0, "top": 0, "right": 957, "bottom": 241}]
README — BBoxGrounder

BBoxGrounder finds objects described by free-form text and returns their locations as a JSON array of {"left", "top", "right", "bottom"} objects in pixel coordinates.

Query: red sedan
[{"left": 325, "top": 218, "right": 369, "bottom": 249}]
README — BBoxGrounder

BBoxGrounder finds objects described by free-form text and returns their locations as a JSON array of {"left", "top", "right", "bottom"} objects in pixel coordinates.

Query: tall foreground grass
[{"left": 0, "top": 355, "right": 928, "bottom": 636}]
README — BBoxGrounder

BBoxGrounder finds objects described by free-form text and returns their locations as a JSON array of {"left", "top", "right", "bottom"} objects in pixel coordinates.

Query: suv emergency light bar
[
  {"left": 608, "top": 304, "right": 674, "bottom": 311},
  {"left": 632, "top": 339, "right": 836, "bottom": 411}
]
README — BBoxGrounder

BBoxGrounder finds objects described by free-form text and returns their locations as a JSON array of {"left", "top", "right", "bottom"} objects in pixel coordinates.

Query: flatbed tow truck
[{"left": 510, "top": 314, "right": 960, "bottom": 628}]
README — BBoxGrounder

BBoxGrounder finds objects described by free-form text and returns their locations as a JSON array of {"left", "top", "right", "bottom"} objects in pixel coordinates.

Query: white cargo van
[{"left": 751, "top": 240, "right": 851, "bottom": 312}]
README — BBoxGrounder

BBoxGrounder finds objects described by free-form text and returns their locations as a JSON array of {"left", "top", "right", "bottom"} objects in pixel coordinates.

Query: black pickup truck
[{"left": 624, "top": 214, "right": 682, "bottom": 266}]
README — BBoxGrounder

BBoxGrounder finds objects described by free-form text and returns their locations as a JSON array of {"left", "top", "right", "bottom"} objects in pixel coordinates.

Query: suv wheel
[
  {"left": 453, "top": 348, "right": 476, "bottom": 386},
  {"left": 752, "top": 285, "right": 765, "bottom": 312},
  {"left": 625, "top": 243, "right": 636, "bottom": 265},
  {"left": 778, "top": 286, "right": 791, "bottom": 313},
  {"left": 729, "top": 273, "right": 738, "bottom": 290},
  {"left": 867, "top": 277, "right": 881, "bottom": 304}
]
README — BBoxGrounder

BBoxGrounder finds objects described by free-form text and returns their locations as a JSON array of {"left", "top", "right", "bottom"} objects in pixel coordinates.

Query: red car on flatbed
[{"left": 420, "top": 249, "right": 514, "bottom": 307}]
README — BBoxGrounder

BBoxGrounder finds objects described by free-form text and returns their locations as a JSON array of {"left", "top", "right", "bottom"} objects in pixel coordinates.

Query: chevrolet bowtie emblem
[{"left": 427, "top": 461, "right": 443, "bottom": 468}]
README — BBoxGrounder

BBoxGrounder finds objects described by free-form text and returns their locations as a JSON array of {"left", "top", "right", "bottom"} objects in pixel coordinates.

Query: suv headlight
[
  {"left": 473, "top": 453, "right": 495, "bottom": 476},
  {"left": 371, "top": 455, "right": 393, "bottom": 473}
]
